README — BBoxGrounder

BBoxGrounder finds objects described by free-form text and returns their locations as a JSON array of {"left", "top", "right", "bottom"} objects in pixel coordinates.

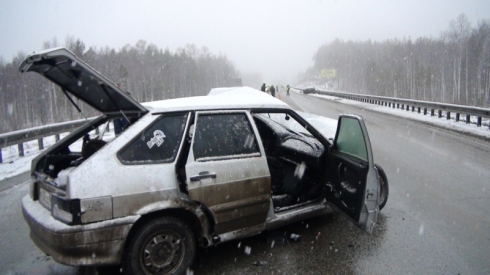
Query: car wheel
[
  {"left": 122, "top": 216, "right": 196, "bottom": 275},
  {"left": 375, "top": 164, "right": 389, "bottom": 210}
]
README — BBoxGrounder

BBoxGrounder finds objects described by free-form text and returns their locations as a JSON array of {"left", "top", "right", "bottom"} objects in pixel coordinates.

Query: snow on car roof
[{"left": 142, "top": 86, "right": 289, "bottom": 113}]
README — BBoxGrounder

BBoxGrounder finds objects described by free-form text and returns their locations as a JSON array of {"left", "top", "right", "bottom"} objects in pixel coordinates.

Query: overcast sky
[{"left": 1, "top": 0, "right": 488, "bottom": 85}]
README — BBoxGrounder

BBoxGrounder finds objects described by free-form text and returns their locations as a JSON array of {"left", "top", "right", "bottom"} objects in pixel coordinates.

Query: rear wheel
[
  {"left": 122, "top": 216, "right": 195, "bottom": 275},
  {"left": 375, "top": 164, "right": 389, "bottom": 210}
]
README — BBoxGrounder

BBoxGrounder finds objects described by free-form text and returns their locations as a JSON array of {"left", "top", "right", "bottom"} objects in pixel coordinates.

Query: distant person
[
  {"left": 261, "top": 83, "right": 266, "bottom": 92},
  {"left": 270, "top": 85, "right": 276, "bottom": 97},
  {"left": 114, "top": 117, "right": 130, "bottom": 136},
  {"left": 286, "top": 85, "right": 290, "bottom": 95}
]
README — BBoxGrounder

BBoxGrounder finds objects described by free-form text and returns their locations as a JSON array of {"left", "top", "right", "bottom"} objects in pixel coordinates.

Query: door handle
[{"left": 190, "top": 171, "right": 217, "bottom": 181}]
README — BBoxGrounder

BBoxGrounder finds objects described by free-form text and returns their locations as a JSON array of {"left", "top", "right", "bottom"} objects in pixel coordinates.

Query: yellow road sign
[{"left": 321, "top": 69, "right": 336, "bottom": 78}]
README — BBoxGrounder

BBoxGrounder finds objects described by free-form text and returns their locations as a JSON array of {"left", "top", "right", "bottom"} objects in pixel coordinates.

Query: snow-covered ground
[{"left": 1, "top": 89, "right": 488, "bottom": 185}]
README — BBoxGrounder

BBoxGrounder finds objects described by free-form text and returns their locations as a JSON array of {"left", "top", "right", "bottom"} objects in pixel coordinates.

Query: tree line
[
  {"left": 0, "top": 38, "right": 239, "bottom": 133},
  {"left": 306, "top": 14, "right": 490, "bottom": 108}
]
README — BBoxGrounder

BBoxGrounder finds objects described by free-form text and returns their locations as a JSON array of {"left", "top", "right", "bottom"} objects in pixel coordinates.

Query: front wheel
[
  {"left": 374, "top": 164, "right": 389, "bottom": 210},
  {"left": 122, "top": 216, "right": 196, "bottom": 275}
]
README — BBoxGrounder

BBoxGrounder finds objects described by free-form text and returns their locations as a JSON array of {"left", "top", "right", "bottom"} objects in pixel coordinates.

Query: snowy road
[{"left": 1, "top": 90, "right": 490, "bottom": 274}]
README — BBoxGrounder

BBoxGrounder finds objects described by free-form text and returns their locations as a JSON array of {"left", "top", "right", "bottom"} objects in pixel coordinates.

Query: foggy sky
[{"left": 1, "top": 0, "right": 488, "bottom": 85}]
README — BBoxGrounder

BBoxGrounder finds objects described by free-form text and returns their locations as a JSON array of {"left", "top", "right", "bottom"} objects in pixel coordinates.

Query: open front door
[{"left": 326, "top": 115, "right": 379, "bottom": 233}]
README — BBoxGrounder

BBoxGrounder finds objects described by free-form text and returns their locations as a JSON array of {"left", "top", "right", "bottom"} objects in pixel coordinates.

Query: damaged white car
[{"left": 19, "top": 48, "right": 388, "bottom": 275}]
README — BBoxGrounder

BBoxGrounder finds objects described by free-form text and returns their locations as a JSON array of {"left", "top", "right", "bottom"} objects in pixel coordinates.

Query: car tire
[
  {"left": 122, "top": 216, "right": 196, "bottom": 275},
  {"left": 375, "top": 164, "right": 389, "bottom": 210}
]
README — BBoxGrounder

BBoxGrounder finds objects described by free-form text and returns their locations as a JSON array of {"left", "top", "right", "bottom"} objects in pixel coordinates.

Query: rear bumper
[{"left": 22, "top": 195, "right": 138, "bottom": 266}]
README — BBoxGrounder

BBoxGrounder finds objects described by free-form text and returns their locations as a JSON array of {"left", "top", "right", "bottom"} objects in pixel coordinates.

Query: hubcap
[{"left": 141, "top": 232, "right": 184, "bottom": 274}]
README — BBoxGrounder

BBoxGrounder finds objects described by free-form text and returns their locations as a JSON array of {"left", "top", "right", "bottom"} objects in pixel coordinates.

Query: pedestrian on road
[
  {"left": 286, "top": 85, "right": 290, "bottom": 95},
  {"left": 270, "top": 85, "right": 276, "bottom": 97},
  {"left": 261, "top": 83, "right": 266, "bottom": 92}
]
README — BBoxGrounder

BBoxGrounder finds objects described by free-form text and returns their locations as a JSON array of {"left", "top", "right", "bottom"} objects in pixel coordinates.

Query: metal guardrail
[
  {"left": 300, "top": 88, "right": 490, "bottom": 129},
  {"left": 0, "top": 118, "right": 96, "bottom": 163}
]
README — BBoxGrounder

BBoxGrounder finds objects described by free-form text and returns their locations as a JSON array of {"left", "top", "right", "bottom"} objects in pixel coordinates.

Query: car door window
[
  {"left": 118, "top": 113, "right": 188, "bottom": 164},
  {"left": 335, "top": 117, "right": 368, "bottom": 162},
  {"left": 193, "top": 113, "right": 260, "bottom": 161}
]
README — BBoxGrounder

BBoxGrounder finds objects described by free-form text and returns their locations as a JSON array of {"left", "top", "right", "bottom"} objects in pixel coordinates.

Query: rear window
[{"left": 118, "top": 113, "right": 188, "bottom": 164}]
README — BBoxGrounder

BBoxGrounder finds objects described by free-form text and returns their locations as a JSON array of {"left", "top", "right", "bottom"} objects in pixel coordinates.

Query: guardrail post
[
  {"left": 456, "top": 113, "right": 460, "bottom": 122},
  {"left": 431, "top": 109, "right": 435, "bottom": 116},
  {"left": 0, "top": 149, "right": 3, "bottom": 163},
  {"left": 446, "top": 112, "right": 451, "bottom": 120},
  {"left": 418, "top": 107, "right": 421, "bottom": 113},
  {"left": 438, "top": 110, "right": 442, "bottom": 118},
  {"left": 466, "top": 114, "right": 471, "bottom": 124},
  {"left": 55, "top": 134, "right": 60, "bottom": 141},
  {"left": 424, "top": 108, "right": 427, "bottom": 115},
  {"left": 18, "top": 143, "right": 24, "bottom": 157},
  {"left": 38, "top": 138, "right": 44, "bottom": 150},
  {"left": 477, "top": 117, "right": 482, "bottom": 127},
  {"left": 397, "top": 103, "right": 400, "bottom": 109},
  {"left": 406, "top": 105, "right": 410, "bottom": 111},
  {"left": 412, "top": 106, "right": 415, "bottom": 112}
]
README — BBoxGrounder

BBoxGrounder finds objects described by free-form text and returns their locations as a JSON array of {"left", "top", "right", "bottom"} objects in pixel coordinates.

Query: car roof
[{"left": 142, "top": 86, "right": 290, "bottom": 113}]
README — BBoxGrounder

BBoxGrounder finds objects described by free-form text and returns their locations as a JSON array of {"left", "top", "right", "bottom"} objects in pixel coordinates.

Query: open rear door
[{"left": 326, "top": 115, "right": 379, "bottom": 233}]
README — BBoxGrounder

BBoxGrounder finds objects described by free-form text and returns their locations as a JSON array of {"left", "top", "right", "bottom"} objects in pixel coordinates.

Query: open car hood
[{"left": 19, "top": 47, "right": 147, "bottom": 115}]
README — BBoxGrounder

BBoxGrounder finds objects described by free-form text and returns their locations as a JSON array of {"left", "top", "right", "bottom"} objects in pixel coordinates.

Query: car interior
[
  {"left": 251, "top": 112, "right": 327, "bottom": 212},
  {"left": 34, "top": 116, "right": 121, "bottom": 189},
  {"left": 173, "top": 111, "right": 328, "bottom": 212}
]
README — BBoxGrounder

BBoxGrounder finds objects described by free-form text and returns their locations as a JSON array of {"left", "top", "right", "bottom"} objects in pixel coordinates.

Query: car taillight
[
  {"left": 51, "top": 194, "right": 82, "bottom": 225},
  {"left": 37, "top": 185, "right": 113, "bottom": 225}
]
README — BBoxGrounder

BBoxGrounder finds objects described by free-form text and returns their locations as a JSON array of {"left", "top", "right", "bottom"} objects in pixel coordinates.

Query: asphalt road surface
[{"left": 1, "top": 90, "right": 489, "bottom": 274}]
